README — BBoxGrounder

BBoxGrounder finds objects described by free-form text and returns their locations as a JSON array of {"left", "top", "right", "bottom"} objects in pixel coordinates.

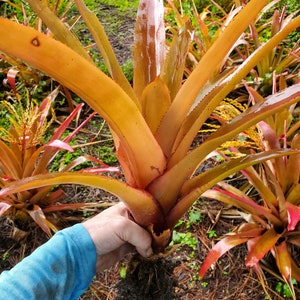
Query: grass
[{"left": 92, "top": 0, "right": 139, "bottom": 11}]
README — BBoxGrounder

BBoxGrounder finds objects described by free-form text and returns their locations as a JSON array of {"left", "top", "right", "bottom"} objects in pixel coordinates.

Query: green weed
[
  {"left": 171, "top": 231, "right": 197, "bottom": 252},
  {"left": 98, "top": 146, "right": 117, "bottom": 164},
  {"left": 1, "top": 252, "right": 9, "bottom": 261},
  {"left": 275, "top": 279, "right": 298, "bottom": 298},
  {"left": 207, "top": 230, "right": 217, "bottom": 239},
  {"left": 119, "top": 263, "right": 127, "bottom": 279}
]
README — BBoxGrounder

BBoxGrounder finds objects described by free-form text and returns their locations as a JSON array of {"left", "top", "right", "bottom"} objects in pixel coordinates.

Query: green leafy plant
[
  {"left": 276, "top": 278, "right": 298, "bottom": 298},
  {"left": 0, "top": 91, "right": 117, "bottom": 236},
  {"left": 171, "top": 231, "right": 198, "bottom": 251},
  {"left": 207, "top": 230, "right": 217, "bottom": 239},
  {"left": 0, "top": 0, "right": 299, "bottom": 255}
]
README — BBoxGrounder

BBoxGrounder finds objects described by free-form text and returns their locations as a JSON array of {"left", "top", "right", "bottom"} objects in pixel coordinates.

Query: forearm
[{"left": 0, "top": 224, "right": 96, "bottom": 300}]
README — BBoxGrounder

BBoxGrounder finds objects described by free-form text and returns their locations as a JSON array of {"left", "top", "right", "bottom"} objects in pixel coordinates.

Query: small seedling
[
  {"left": 2, "top": 252, "right": 9, "bottom": 261},
  {"left": 275, "top": 279, "right": 297, "bottom": 298},
  {"left": 187, "top": 209, "right": 202, "bottom": 226},
  {"left": 207, "top": 230, "right": 217, "bottom": 238},
  {"left": 171, "top": 231, "right": 197, "bottom": 251},
  {"left": 119, "top": 263, "right": 127, "bottom": 279}
]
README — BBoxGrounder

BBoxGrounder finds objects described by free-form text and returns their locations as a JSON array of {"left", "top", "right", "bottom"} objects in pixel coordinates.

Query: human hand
[{"left": 82, "top": 202, "right": 153, "bottom": 271}]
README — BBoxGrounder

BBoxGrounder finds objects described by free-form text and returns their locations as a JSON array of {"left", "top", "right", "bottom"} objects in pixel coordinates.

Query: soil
[
  {"left": 1, "top": 1, "right": 300, "bottom": 300},
  {"left": 115, "top": 255, "right": 179, "bottom": 300}
]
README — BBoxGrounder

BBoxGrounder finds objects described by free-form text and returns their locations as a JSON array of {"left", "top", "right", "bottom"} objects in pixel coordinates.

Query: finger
[
  {"left": 117, "top": 220, "right": 153, "bottom": 258},
  {"left": 99, "top": 202, "right": 129, "bottom": 218}
]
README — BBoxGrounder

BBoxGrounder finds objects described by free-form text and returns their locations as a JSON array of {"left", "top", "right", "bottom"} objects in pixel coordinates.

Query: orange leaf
[
  {"left": 26, "top": 204, "right": 57, "bottom": 236},
  {"left": 0, "top": 18, "right": 166, "bottom": 188},
  {"left": 0, "top": 173, "right": 164, "bottom": 228},
  {"left": 156, "top": 0, "right": 269, "bottom": 157},
  {"left": 275, "top": 241, "right": 292, "bottom": 280},
  {"left": 141, "top": 77, "right": 171, "bottom": 134},
  {"left": 200, "top": 228, "right": 263, "bottom": 278},
  {"left": 245, "top": 228, "right": 281, "bottom": 267}
]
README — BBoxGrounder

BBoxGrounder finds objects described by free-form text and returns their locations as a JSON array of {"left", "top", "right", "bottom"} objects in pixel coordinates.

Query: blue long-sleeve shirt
[{"left": 0, "top": 223, "right": 97, "bottom": 299}]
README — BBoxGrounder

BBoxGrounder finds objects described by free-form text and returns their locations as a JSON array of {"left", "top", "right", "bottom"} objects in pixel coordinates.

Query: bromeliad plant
[
  {"left": 166, "top": 0, "right": 300, "bottom": 95},
  {"left": 0, "top": 0, "right": 299, "bottom": 252},
  {"left": 199, "top": 89, "right": 300, "bottom": 297},
  {"left": 232, "top": 1, "right": 300, "bottom": 96},
  {"left": 0, "top": 90, "right": 117, "bottom": 236}
]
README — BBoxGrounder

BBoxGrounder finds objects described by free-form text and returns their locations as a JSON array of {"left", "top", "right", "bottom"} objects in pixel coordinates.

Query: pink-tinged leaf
[
  {"left": 275, "top": 241, "right": 292, "bottom": 280},
  {"left": 200, "top": 228, "right": 263, "bottom": 279},
  {"left": 37, "top": 97, "right": 52, "bottom": 128},
  {"left": 46, "top": 140, "right": 74, "bottom": 152},
  {"left": 61, "top": 155, "right": 121, "bottom": 175},
  {"left": 77, "top": 155, "right": 111, "bottom": 168},
  {"left": 286, "top": 202, "right": 300, "bottom": 231},
  {"left": 7, "top": 68, "right": 19, "bottom": 91},
  {"left": 245, "top": 228, "right": 281, "bottom": 267},
  {"left": 0, "top": 202, "right": 12, "bottom": 215},
  {"left": 244, "top": 81, "right": 267, "bottom": 104},
  {"left": 50, "top": 103, "right": 84, "bottom": 141},
  {"left": 37, "top": 88, "right": 59, "bottom": 126},
  {"left": 258, "top": 121, "right": 288, "bottom": 189},
  {"left": 42, "top": 203, "right": 87, "bottom": 213},
  {"left": 1, "top": 175, "right": 14, "bottom": 182},
  {"left": 63, "top": 111, "right": 97, "bottom": 143},
  {"left": 258, "top": 121, "right": 280, "bottom": 150},
  {"left": 206, "top": 186, "right": 275, "bottom": 220},
  {"left": 31, "top": 110, "right": 87, "bottom": 175},
  {"left": 26, "top": 205, "right": 57, "bottom": 236}
]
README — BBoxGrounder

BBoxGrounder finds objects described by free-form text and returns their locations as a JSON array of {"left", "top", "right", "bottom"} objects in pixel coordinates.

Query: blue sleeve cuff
[{"left": 0, "top": 223, "right": 97, "bottom": 300}]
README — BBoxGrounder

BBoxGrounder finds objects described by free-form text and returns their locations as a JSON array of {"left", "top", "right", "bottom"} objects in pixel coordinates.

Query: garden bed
[{"left": 1, "top": 1, "right": 300, "bottom": 299}]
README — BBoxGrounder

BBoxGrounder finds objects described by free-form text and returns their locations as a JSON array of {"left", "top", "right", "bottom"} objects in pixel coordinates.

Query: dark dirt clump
[{"left": 115, "top": 255, "right": 179, "bottom": 300}]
